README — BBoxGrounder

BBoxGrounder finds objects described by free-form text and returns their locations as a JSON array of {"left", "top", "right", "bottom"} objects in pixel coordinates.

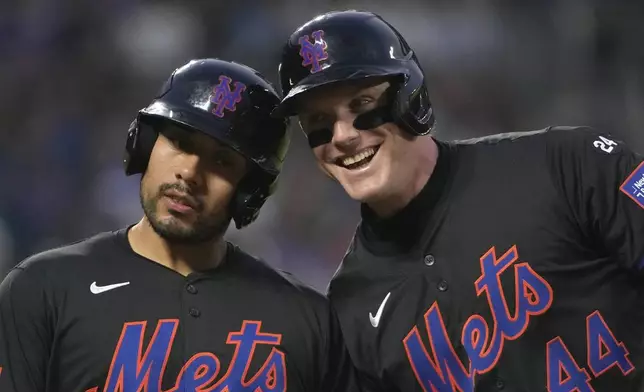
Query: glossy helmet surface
[
  {"left": 273, "top": 10, "right": 435, "bottom": 136},
  {"left": 124, "top": 59, "right": 290, "bottom": 228}
]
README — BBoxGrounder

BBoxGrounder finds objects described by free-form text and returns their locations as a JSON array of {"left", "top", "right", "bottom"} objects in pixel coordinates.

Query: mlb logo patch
[{"left": 620, "top": 161, "right": 644, "bottom": 209}]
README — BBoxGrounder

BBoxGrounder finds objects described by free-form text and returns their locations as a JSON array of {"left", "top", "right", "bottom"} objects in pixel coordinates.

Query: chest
[
  {"left": 344, "top": 173, "right": 643, "bottom": 390},
  {"left": 50, "top": 276, "right": 312, "bottom": 391}
]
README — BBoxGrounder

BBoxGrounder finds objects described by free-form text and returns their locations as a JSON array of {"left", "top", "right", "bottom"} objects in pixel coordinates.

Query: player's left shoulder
[
  {"left": 543, "top": 125, "right": 631, "bottom": 156},
  {"left": 276, "top": 268, "right": 330, "bottom": 306},
  {"left": 228, "top": 243, "right": 329, "bottom": 306},
  {"left": 452, "top": 128, "right": 550, "bottom": 148},
  {"left": 270, "top": 268, "right": 334, "bottom": 318}
]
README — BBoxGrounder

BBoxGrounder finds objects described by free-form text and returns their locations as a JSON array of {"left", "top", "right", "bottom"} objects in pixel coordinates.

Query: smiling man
[
  {"left": 0, "top": 59, "right": 358, "bottom": 392},
  {"left": 272, "top": 10, "right": 644, "bottom": 392},
  {"left": 294, "top": 76, "right": 435, "bottom": 218}
]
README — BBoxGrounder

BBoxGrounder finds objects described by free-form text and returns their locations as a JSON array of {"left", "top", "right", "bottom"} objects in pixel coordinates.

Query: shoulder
[
  {"left": 1, "top": 230, "right": 121, "bottom": 302},
  {"left": 450, "top": 125, "right": 611, "bottom": 149},
  {"left": 446, "top": 125, "right": 626, "bottom": 164},
  {"left": 12, "top": 230, "right": 122, "bottom": 277},
  {"left": 229, "top": 244, "right": 330, "bottom": 307},
  {"left": 453, "top": 127, "right": 552, "bottom": 147},
  {"left": 443, "top": 128, "right": 553, "bottom": 166}
]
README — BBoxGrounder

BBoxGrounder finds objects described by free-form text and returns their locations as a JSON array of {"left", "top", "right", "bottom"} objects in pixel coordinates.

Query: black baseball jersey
[
  {"left": 328, "top": 126, "right": 644, "bottom": 391},
  {"left": 0, "top": 227, "right": 358, "bottom": 392}
]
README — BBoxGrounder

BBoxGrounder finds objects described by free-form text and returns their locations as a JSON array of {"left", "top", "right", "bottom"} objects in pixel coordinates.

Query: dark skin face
[{"left": 139, "top": 122, "right": 248, "bottom": 244}]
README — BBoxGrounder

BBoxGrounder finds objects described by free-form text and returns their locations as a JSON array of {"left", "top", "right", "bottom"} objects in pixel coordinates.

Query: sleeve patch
[{"left": 620, "top": 161, "right": 644, "bottom": 209}]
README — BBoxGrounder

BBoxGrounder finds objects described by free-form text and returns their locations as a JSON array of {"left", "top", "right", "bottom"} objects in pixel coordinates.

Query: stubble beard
[{"left": 140, "top": 183, "right": 232, "bottom": 245}]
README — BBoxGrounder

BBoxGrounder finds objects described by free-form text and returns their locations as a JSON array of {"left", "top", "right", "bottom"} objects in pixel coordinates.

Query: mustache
[{"left": 158, "top": 183, "right": 202, "bottom": 210}]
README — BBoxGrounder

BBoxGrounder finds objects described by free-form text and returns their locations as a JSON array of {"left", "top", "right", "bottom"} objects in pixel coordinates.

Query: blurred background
[{"left": 1, "top": 0, "right": 643, "bottom": 291}]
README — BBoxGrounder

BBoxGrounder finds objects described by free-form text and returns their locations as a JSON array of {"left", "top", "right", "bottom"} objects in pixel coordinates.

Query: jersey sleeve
[
  {"left": 0, "top": 267, "right": 54, "bottom": 392},
  {"left": 547, "top": 126, "right": 644, "bottom": 271}
]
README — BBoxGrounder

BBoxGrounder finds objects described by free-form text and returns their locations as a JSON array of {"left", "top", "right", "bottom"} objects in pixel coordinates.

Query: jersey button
[
  {"left": 189, "top": 307, "right": 201, "bottom": 318},
  {"left": 186, "top": 284, "right": 198, "bottom": 294},
  {"left": 495, "top": 378, "right": 505, "bottom": 390},
  {"left": 424, "top": 254, "right": 435, "bottom": 266},
  {"left": 437, "top": 280, "right": 449, "bottom": 292}
]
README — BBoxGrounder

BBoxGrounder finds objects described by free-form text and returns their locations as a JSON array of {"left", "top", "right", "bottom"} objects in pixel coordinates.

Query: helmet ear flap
[
  {"left": 230, "top": 170, "right": 274, "bottom": 229},
  {"left": 122, "top": 69, "right": 176, "bottom": 177},
  {"left": 123, "top": 114, "right": 160, "bottom": 176},
  {"left": 124, "top": 114, "right": 148, "bottom": 175},
  {"left": 391, "top": 55, "right": 435, "bottom": 136}
]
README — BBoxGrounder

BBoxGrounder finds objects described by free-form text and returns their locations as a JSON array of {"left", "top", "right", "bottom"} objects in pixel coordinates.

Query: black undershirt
[{"left": 359, "top": 138, "right": 453, "bottom": 255}]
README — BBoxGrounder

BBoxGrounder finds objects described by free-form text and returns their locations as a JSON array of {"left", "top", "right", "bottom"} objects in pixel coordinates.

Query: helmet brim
[
  {"left": 139, "top": 101, "right": 281, "bottom": 176},
  {"left": 272, "top": 64, "right": 407, "bottom": 118}
]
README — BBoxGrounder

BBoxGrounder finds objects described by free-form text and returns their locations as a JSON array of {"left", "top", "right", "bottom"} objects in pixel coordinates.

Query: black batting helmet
[
  {"left": 124, "top": 58, "right": 290, "bottom": 229},
  {"left": 272, "top": 10, "right": 435, "bottom": 138}
]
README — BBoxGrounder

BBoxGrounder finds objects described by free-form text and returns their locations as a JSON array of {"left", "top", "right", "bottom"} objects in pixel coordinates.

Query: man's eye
[
  {"left": 175, "top": 140, "right": 188, "bottom": 150},
  {"left": 212, "top": 157, "right": 231, "bottom": 167},
  {"left": 168, "top": 136, "right": 193, "bottom": 152},
  {"left": 351, "top": 97, "right": 375, "bottom": 112},
  {"left": 211, "top": 151, "right": 237, "bottom": 167}
]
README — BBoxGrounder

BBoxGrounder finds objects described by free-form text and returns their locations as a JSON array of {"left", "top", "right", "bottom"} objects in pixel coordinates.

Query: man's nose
[
  {"left": 174, "top": 153, "right": 203, "bottom": 188},
  {"left": 331, "top": 119, "right": 360, "bottom": 150}
]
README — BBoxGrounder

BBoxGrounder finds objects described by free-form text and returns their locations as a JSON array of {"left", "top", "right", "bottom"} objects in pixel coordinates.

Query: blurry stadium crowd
[{"left": 1, "top": 0, "right": 642, "bottom": 291}]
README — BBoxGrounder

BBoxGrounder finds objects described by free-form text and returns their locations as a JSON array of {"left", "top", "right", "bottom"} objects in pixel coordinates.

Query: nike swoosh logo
[
  {"left": 369, "top": 292, "right": 391, "bottom": 328},
  {"left": 90, "top": 281, "right": 130, "bottom": 294}
]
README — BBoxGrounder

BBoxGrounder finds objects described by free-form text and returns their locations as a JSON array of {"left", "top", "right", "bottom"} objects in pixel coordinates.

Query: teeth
[{"left": 342, "top": 147, "right": 376, "bottom": 167}]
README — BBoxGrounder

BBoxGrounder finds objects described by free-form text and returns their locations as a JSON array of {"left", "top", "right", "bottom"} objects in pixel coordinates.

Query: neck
[
  {"left": 127, "top": 218, "right": 227, "bottom": 276},
  {"left": 368, "top": 137, "right": 438, "bottom": 218}
]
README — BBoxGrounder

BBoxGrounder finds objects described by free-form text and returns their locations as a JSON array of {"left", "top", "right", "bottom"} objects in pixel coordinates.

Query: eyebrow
[
  {"left": 210, "top": 140, "right": 246, "bottom": 161},
  {"left": 177, "top": 131, "right": 232, "bottom": 154}
]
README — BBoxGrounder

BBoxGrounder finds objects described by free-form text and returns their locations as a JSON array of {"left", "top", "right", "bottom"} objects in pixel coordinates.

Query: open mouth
[{"left": 336, "top": 146, "right": 380, "bottom": 170}]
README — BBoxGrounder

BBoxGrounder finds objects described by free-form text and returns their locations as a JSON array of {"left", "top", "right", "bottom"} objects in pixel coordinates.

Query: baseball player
[
  {"left": 271, "top": 10, "right": 644, "bottom": 392},
  {"left": 0, "top": 59, "right": 359, "bottom": 392}
]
